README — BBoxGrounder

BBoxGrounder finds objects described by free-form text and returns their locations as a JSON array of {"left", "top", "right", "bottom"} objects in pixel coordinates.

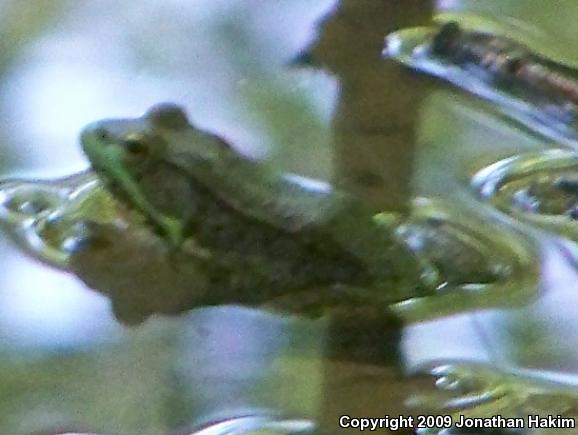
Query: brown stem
[
  {"left": 307, "top": 1, "right": 435, "bottom": 429},
  {"left": 310, "top": 0, "right": 435, "bottom": 213}
]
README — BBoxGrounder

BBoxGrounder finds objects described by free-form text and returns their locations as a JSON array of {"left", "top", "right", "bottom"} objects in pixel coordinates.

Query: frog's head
[{"left": 80, "top": 103, "right": 193, "bottom": 247}]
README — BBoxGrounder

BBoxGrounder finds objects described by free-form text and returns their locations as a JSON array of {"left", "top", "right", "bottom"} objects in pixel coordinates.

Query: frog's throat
[{"left": 90, "top": 146, "right": 185, "bottom": 247}]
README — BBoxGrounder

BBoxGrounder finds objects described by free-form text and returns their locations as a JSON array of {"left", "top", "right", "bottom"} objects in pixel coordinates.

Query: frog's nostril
[{"left": 93, "top": 127, "right": 110, "bottom": 142}]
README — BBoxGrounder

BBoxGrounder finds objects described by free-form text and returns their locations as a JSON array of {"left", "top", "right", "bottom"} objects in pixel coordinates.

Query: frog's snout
[{"left": 80, "top": 122, "right": 109, "bottom": 150}]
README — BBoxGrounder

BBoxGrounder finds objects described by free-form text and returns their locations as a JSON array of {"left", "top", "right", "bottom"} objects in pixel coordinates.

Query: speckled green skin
[{"left": 80, "top": 103, "right": 430, "bottom": 313}]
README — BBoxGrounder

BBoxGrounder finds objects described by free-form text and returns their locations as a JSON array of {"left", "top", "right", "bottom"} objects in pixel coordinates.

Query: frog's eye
[{"left": 123, "top": 137, "right": 149, "bottom": 158}]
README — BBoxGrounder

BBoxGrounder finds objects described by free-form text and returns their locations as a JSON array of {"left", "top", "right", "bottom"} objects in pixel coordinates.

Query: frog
[{"left": 79, "top": 103, "right": 437, "bottom": 318}]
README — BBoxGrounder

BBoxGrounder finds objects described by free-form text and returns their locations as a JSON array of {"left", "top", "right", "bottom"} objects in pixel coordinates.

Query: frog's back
[{"left": 185, "top": 179, "right": 374, "bottom": 305}]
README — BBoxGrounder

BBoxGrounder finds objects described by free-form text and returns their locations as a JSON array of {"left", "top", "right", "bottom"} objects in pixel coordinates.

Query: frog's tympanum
[{"left": 78, "top": 103, "right": 433, "bottom": 321}]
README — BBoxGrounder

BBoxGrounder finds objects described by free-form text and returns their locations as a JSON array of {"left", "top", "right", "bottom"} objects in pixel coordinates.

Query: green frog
[{"left": 79, "top": 103, "right": 435, "bottom": 316}]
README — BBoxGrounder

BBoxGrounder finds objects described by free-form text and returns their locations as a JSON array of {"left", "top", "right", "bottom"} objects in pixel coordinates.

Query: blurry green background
[{"left": 1, "top": 0, "right": 578, "bottom": 434}]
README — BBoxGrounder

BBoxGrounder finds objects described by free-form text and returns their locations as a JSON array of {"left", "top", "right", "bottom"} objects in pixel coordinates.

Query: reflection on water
[
  {"left": 190, "top": 415, "right": 316, "bottom": 435},
  {"left": 0, "top": 1, "right": 338, "bottom": 433},
  {"left": 389, "top": 198, "right": 540, "bottom": 323},
  {"left": 57, "top": 416, "right": 316, "bottom": 435},
  {"left": 386, "top": 5, "right": 578, "bottom": 433},
  {"left": 407, "top": 360, "right": 578, "bottom": 433},
  {"left": 173, "top": 307, "right": 322, "bottom": 434},
  {"left": 0, "top": 172, "right": 541, "bottom": 326},
  {"left": 2, "top": 0, "right": 578, "bottom": 434},
  {"left": 385, "top": 21, "right": 578, "bottom": 148},
  {"left": 473, "top": 150, "right": 578, "bottom": 242}
]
